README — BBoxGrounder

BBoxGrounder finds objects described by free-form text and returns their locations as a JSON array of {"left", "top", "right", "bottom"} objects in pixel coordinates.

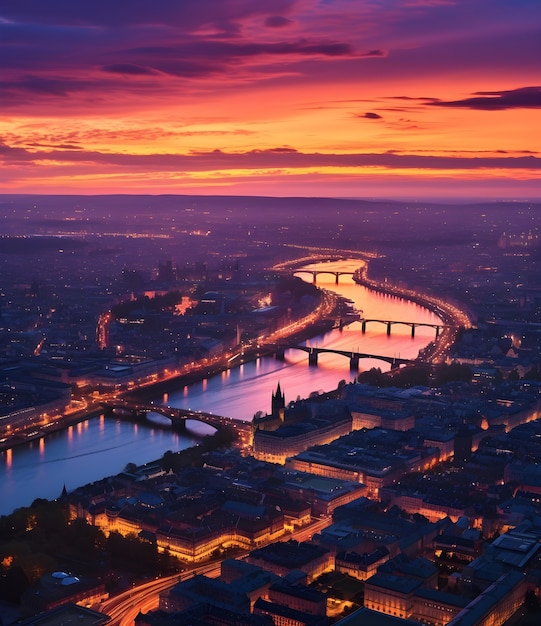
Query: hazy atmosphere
[{"left": 1, "top": 3, "right": 541, "bottom": 626}]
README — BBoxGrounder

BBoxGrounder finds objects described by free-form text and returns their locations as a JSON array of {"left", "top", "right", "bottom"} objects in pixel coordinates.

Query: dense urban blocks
[{"left": 2, "top": 197, "right": 541, "bottom": 625}]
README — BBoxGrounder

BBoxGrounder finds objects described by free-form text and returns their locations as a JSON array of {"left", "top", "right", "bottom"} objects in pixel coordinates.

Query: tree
[
  {"left": 63, "top": 518, "right": 106, "bottom": 560},
  {"left": 434, "top": 363, "right": 472, "bottom": 385},
  {"left": 357, "top": 367, "right": 387, "bottom": 385},
  {"left": 0, "top": 565, "right": 29, "bottom": 603},
  {"left": 161, "top": 450, "right": 176, "bottom": 472}
]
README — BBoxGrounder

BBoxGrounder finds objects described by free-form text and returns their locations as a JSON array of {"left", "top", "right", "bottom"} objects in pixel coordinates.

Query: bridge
[
  {"left": 100, "top": 399, "right": 251, "bottom": 435},
  {"left": 291, "top": 269, "right": 356, "bottom": 285},
  {"left": 265, "top": 344, "right": 414, "bottom": 370},
  {"left": 360, "top": 319, "right": 448, "bottom": 338}
]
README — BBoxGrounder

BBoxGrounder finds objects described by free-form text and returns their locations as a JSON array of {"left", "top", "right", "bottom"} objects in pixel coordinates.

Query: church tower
[{"left": 271, "top": 382, "right": 285, "bottom": 422}]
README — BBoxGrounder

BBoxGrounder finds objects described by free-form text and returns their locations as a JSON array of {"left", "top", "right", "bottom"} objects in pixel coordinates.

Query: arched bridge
[
  {"left": 360, "top": 319, "right": 448, "bottom": 338},
  {"left": 265, "top": 344, "right": 414, "bottom": 370},
  {"left": 100, "top": 400, "right": 250, "bottom": 434},
  {"left": 291, "top": 269, "right": 356, "bottom": 285}
]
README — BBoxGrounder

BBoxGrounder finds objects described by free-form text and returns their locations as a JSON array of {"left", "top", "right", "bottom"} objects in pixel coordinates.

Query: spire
[{"left": 272, "top": 382, "right": 285, "bottom": 420}]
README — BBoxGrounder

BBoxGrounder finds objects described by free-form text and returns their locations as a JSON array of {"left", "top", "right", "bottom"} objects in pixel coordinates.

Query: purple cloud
[
  {"left": 2, "top": 142, "right": 539, "bottom": 172},
  {"left": 430, "top": 86, "right": 541, "bottom": 110},
  {"left": 116, "top": 39, "right": 357, "bottom": 79},
  {"left": 1, "top": 75, "right": 94, "bottom": 96},
  {"left": 264, "top": 16, "right": 293, "bottom": 28},
  {"left": 0, "top": 1, "right": 296, "bottom": 28},
  {"left": 360, "top": 112, "right": 383, "bottom": 119},
  {"left": 390, "top": 96, "right": 440, "bottom": 102},
  {"left": 26, "top": 142, "right": 83, "bottom": 150},
  {"left": 127, "top": 39, "right": 355, "bottom": 61},
  {"left": 101, "top": 64, "right": 158, "bottom": 76}
]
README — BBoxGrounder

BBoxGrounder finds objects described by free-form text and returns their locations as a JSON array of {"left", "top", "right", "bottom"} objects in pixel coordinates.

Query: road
[
  {"left": 99, "top": 561, "right": 222, "bottom": 626},
  {"left": 99, "top": 515, "right": 333, "bottom": 624}
]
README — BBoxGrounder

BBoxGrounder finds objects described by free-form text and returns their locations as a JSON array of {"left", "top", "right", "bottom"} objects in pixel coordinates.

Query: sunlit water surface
[{"left": 0, "top": 260, "right": 441, "bottom": 514}]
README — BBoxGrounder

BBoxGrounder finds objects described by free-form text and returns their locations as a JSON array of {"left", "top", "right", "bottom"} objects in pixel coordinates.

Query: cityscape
[{"left": 1, "top": 2, "right": 540, "bottom": 626}]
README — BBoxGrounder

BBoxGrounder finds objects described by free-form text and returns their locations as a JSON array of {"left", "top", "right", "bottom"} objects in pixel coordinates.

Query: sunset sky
[{"left": 1, "top": 0, "right": 539, "bottom": 199}]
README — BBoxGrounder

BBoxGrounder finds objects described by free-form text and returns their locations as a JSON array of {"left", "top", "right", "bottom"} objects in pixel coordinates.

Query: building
[
  {"left": 20, "top": 572, "right": 106, "bottom": 616},
  {"left": 446, "top": 571, "right": 527, "bottom": 626},
  {"left": 268, "top": 581, "right": 328, "bottom": 616},
  {"left": 285, "top": 428, "right": 439, "bottom": 498},
  {"left": 453, "top": 426, "right": 473, "bottom": 465},
  {"left": 0, "top": 376, "right": 71, "bottom": 436},
  {"left": 253, "top": 598, "right": 331, "bottom": 626},
  {"left": 364, "top": 573, "right": 422, "bottom": 620},
  {"left": 220, "top": 559, "right": 280, "bottom": 610},
  {"left": 334, "top": 607, "right": 421, "bottom": 625},
  {"left": 253, "top": 416, "right": 351, "bottom": 465},
  {"left": 350, "top": 405, "right": 414, "bottom": 432},
  {"left": 137, "top": 603, "right": 274, "bottom": 626},
  {"left": 246, "top": 541, "right": 333, "bottom": 584},
  {"left": 364, "top": 573, "right": 470, "bottom": 625},
  {"left": 335, "top": 547, "right": 390, "bottom": 581},
  {"left": 379, "top": 488, "right": 467, "bottom": 523},
  {"left": 279, "top": 471, "right": 368, "bottom": 516},
  {"left": 17, "top": 603, "right": 109, "bottom": 626},
  {"left": 159, "top": 575, "right": 251, "bottom": 614},
  {"left": 272, "top": 382, "right": 286, "bottom": 421}
]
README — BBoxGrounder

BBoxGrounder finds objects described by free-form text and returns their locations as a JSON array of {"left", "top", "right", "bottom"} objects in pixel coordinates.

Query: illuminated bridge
[
  {"left": 265, "top": 344, "right": 415, "bottom": 370},
  {"left": 291, "top": 269, "right": 356, "bottom": 284},
  {"left": 100, "top": 400, "right": 250, "bottom": 434},
  {"left": 360, "top": 319, "right": 448, "bottom": 338}
]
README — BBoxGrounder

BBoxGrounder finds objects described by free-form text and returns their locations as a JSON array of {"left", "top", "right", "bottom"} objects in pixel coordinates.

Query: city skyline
[{"left": 1, "top": 0, "right": 539, "bottom": 200}]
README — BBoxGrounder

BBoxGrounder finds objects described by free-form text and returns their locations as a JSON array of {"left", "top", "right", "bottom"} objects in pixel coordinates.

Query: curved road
[{"left": 99, "top": 516, "right": 332, "bottom": 624}]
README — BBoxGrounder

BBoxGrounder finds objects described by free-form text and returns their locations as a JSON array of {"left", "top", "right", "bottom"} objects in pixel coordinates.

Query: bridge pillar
[
  {"left": 362, "top": 321, "right": 367, "bottom": 333},
  {"left": 171, "top": 418, "right": 186, "bottom": 432},
  {"left": 411, "top": 324, "right": 415, "bottom": 338},
  {"left": 133, "top": 409, "right": 147, "bottom": 423},
  {"left": 387, "top": 322, "right": 392, "bottom": 336},
  {"left": 349, "top": 355, "right": 359, "bottom": 371},
  {"left": 335, "top": 273, "right": 339, "bottom": 285},
  {"left": 435, "top": 326, "right": 440, "bottom": 338},
  {"left": 275, "top": 347, "right": 285, "bottom": 361},
  {"left": 312, "top": 272, "right": 317, "bottom": 284},
  {"left": 390, "top": 359, "right": 400, "bottom": 370},
  {"left": 308, "top": 350, "right": 318, "bottom": 366}
]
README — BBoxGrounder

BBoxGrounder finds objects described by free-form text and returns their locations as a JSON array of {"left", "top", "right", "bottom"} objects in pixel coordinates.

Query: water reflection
[
  {"left": 164, "top": 260, "right": 441, "bottom": 419},
  {"left": 0, "top": 259, "right": 441, "bottom": 515}
]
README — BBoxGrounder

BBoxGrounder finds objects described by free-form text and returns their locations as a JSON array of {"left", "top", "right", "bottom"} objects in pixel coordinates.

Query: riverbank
[
  {"left": 0, "top": 403, "right": 106, "bottom": 454},
  {"left": 352, "top": 263, "right": 472, "bottom": 329},
  {"left": 129, "top": 325, "right": 336, "bottom": 403},
  {"left": 1, "top": 256, "right": 468, "bottom": 454},
  {"left": 275, "top": 255, "right": 471, "bottom": 364},
  {"left": 352, "top": 262, "right": 472, "bottom": 364},
  {"left": 1, "top": 256, "right": 462, "bottom": 513},
  {"left": 0, "top": 288, "right": 349, "bottom": 453},
  {"left": 125, "top": 289, "right": 350, "bottom": 404}
]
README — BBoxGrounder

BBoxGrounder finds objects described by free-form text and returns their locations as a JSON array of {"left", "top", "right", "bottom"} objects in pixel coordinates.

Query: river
[{"left": 0, "top": 260, "right": 441, "bottom": 515}]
